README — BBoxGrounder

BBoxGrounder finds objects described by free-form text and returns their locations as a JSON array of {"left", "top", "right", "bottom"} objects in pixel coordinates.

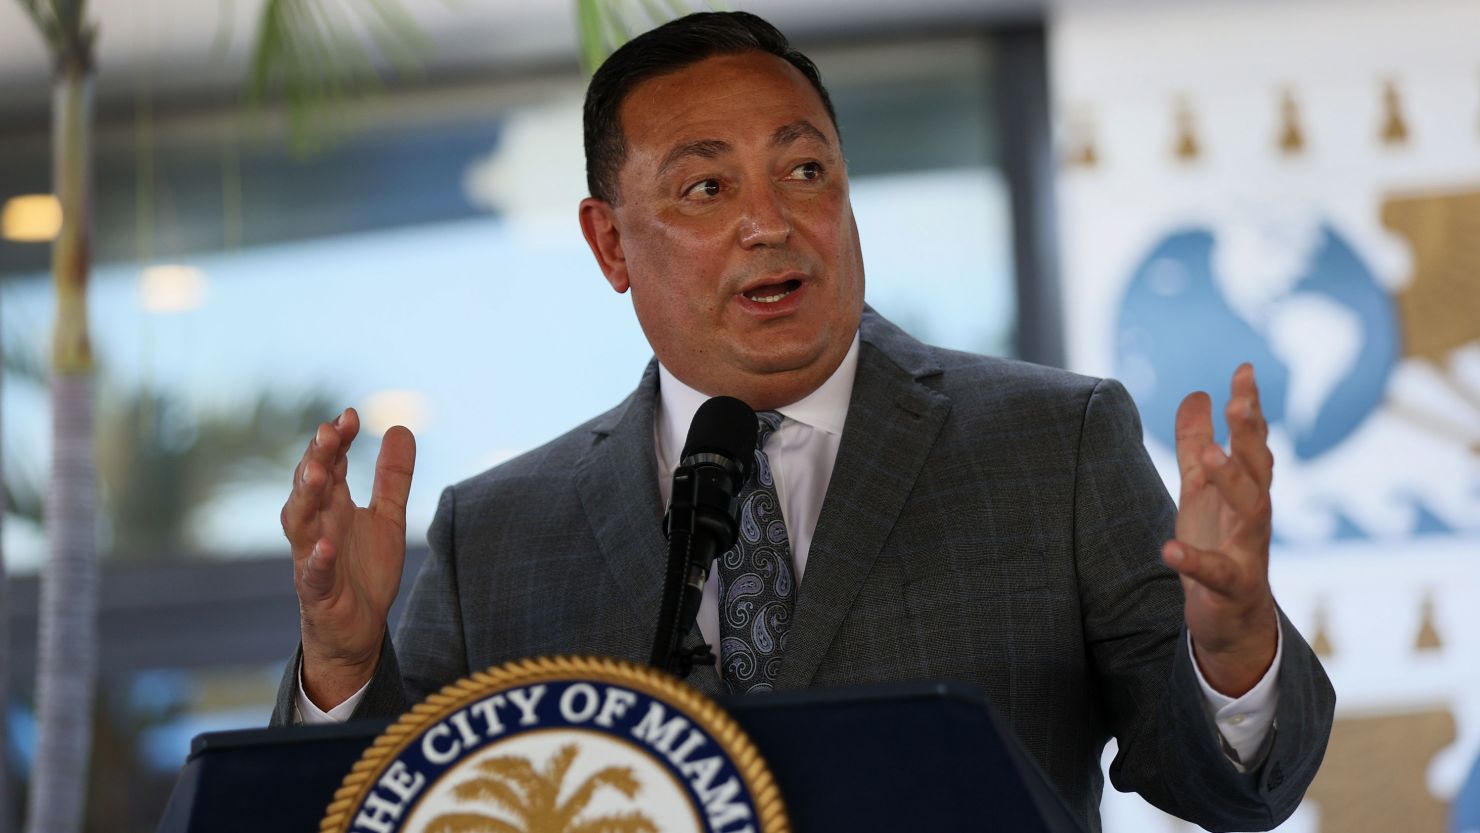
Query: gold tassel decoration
[
  {"left": 1278, "top": 87, "right": 1305, "bottom": 156},
  {"left": 1381, "top": 78, "right": 1410, "bottom": 147},
  {"left": 1312, "top": 600, "right": 1335, "bottom": 657},
  {"left": 1065, "top": 108, "right": 1099, "bottom": 170},
  {"left": 1173, "top": 96, "right": 1201, "bottom": 163},
  {"left": 1414, "top": 592, "right": 1442, "bottom": 652}
]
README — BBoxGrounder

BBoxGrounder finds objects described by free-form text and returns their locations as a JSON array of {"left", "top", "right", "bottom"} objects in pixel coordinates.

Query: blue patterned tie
[{"left": 718, "top": 410, "right": 795, "bottom": 694}]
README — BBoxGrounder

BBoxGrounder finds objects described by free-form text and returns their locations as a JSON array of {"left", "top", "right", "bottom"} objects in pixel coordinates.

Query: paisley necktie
[{"left": 718, "top": 410, "right": 795, "bottom": 694}]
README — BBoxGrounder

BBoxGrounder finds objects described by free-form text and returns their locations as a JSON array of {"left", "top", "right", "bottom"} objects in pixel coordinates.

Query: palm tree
[
  {"left": 95, "top": 388, "right": 340, "bottom": 560},
  {"left": 2, "top": 334, "right": 340, "bottom": 561},
  {"left": 6, "top": 0, "right": 431, "bottom": 826},
  {"left": 0, "top": 1, "right": 696, "bottom": 829},
  {"left": 576, "top": 0, "right": 703, "bottom": 75},
  {"left": 244, "top": 0, "right": 702, "bottom": 153},
  {"left": 10, "top": 2, "right": 100, "bottom": 832},
  {"left": 426, "top": 744, "right": 657, "bottom": 833},
  {"left": 245, "top": 0, "right": 427, "bottom": 156}
]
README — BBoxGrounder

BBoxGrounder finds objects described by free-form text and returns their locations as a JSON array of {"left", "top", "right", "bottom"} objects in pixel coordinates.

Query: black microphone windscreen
[{"left": 680, "top": 396, "right": 758, "bottom": 475}]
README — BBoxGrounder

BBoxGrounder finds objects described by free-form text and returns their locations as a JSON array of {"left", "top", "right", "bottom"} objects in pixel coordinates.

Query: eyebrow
[
  {"left": 654, "top": 120, "right": 834, "bottom": 176},
  {"left": 770, "top": 120, "right": 831, "bottom": 148},
  {"left": 657, "top": 139, "right": 731, "bottom": 176}
]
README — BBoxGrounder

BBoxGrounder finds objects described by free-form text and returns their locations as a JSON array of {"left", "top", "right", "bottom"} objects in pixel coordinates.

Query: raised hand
[
  {"left": 1163, "top": 363, "right": 1280, "bottom": 697},
  {"left": 280, "top": 407, "right": 416, "bottom": 709}
]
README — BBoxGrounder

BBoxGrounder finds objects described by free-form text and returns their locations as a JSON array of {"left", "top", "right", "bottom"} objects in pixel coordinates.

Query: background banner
[{"left": 1051, "top": 2, "right": 1480, "bottom": 830}]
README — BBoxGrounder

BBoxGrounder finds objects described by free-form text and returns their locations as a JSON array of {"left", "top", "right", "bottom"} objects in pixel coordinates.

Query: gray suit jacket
[{"left": 273, "top": 310, "right": 1333, "bottom": 832}]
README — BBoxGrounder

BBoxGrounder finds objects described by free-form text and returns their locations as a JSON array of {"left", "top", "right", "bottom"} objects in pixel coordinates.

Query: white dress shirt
[
  {"left": 654, "top": 336, "right": 861, "bottom": 649},
  {"left": 300, "top": 332, "right": 1281, "bottom": 771}
]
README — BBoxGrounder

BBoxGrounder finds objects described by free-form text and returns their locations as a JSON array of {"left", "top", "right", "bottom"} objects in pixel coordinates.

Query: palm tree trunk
[{"left": 24, "top": 59, "right": 99, "bottom": 833}]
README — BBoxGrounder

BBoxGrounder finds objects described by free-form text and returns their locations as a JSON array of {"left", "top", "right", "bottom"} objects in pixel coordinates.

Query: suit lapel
[
  {"left": 777, "top": 311, "right": 951, "bottom": 688},
  {"left": 575, "top": 362, "right": 723, "bottom": 695},
  {"left": 574, "top": 313, "right": 948, "bottom": 693},
  {"left": 575, "top": 362, "right": 670, "bottom": 633}
]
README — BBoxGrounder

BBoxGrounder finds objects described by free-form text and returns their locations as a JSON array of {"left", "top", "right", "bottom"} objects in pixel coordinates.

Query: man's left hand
[{"left": 1164, "top": 362, "right": 1280, "bottom": 697}]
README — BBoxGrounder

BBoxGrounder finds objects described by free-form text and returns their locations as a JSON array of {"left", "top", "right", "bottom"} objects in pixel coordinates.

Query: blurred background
[{"left": 0, "top": 0, "right": 1475, "bottom": 831}]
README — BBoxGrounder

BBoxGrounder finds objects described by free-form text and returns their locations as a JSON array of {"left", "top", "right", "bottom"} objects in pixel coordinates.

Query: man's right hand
[{"left": 281, "top": 407, "right": 416, "bottom": 710}]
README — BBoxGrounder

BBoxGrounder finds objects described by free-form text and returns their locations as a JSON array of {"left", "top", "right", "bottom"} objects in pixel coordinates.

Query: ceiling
[{"left": 0, "top": 0, "right": 1049, "bottom": 120}]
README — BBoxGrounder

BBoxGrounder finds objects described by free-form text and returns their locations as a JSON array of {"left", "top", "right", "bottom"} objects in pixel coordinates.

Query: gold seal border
[{"left": 318, "top": 655, "right": 790, "bottom": 833}]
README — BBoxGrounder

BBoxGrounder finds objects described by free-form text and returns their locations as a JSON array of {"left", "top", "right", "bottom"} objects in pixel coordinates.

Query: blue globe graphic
[
  {"left": 1114, "top": 225, "right": 1401, "bottom": 461},
  {"left": 1456, "top": 749, "right": 1480, "bottom": 833}
]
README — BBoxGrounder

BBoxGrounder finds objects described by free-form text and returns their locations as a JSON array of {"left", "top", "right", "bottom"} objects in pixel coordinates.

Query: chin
[{"left": 736, "top": 338, "right": 826, "bottom": 374}]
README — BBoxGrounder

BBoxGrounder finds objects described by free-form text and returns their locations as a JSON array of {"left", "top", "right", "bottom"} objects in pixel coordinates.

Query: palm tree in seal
[{"left": 426, "top": 744, "right": 657, "bottom": 833}]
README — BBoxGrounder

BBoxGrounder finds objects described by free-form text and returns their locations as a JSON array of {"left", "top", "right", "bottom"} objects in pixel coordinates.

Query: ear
[{"left": 579, "top": 197, "right": 630, "bottom": 293}]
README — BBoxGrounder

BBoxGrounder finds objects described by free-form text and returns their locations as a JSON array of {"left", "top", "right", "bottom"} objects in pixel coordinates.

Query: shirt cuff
[
  {"left": 1188, "top": 625, "right": 1283, "bottom": 773},
  {"left": 294, "top": 656, "right": 372, "bottom": 725}
]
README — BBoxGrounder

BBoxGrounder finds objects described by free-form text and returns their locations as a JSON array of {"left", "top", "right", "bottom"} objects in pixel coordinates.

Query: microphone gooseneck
[{"left": 650, "top": 396, "right": 757, "bottom": 676}]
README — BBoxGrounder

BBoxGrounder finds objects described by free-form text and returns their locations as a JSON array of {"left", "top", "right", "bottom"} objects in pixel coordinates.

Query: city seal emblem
[{"left": 319, "top": 655, "right": 789, "bottom": 833}]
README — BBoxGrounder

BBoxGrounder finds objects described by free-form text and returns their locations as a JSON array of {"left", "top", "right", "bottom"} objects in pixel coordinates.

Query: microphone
[{"left": 650, "top": 396, "right": 757, "bottom": 675}]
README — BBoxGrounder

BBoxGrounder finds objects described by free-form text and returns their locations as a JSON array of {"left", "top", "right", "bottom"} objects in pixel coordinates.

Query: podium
[{"left": 157, "top": 681, "right": 1086, "bottom": 832}]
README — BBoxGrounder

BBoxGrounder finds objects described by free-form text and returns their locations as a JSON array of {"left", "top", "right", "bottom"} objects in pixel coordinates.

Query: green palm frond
[
  {"left": 423, "top": 813, "right": 525, "bottom": 833},
  {"left": 95, "top": 388, "right": 338, "bottom": 559},
  {"left": 4, "top": 475, "right": 44, "bottom": 527},
  {"left": 566, "top": 811, "right": 659, "bottom": 833},
  {"left": 574, "top": 0, "right": 708, "bottom": 76},
  {"left": 245, "top": 0, "right": 429, "bottom": 156},
  {"left": 15, "top": 0, "right": 55, "bottom": 48},
  {"left": 552, "top": 766, "right": 641, "bottom": 829},
  {"left": 17, "top": 0, "right": 97, "bottom": 65},
  {"left": 2, "top": 335, "right": 47, "bottom": 384},
  {"left": 451, "top": 775, "right": 531, "bottom": 820}
]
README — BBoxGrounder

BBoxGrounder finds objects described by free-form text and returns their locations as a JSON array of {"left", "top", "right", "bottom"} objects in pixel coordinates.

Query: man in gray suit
[{"left": 275, "top": 12, "right": 1333, "bottom": 832}]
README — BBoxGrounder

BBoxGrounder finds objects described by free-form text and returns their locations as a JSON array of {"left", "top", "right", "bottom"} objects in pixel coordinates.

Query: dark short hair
[{"left": 582, "top": 11, "right": 839, "bottom": 205}]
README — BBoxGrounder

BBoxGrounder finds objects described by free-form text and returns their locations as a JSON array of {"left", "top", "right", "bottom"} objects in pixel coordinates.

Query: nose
[{"left": 737, "top": 183, "right": 791, "bottom": 249}]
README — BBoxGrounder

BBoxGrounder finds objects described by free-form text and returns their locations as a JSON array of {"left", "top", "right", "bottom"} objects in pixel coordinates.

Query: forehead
[{"left": 617, "top": 51, "right": 834, "bottom": 160}]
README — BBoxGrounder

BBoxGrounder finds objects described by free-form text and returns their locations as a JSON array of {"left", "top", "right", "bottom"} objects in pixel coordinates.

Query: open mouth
[{"left": 742, "top": 278, "right": 803, "bottom": 304}]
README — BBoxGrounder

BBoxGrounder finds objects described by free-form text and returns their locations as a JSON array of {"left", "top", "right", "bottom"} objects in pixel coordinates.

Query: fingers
[
  {"left": 282, "top": 422, "right": 342, "bottom": 545},
  {"left": 370, "top": 425, "right": 417, "bottom": 529},
  {"left": 332, "top": 407, "right": 362, "bottom": 483},
  {"left": 298, "top": 537, "right": 339, "bottom": 602},
  {"left": 1197, "top": 444, "right": 1270, "bottom": 527},
  {"left": 1177, "top": 364, "right": 1274, "bottom": 496},
  {"left": 1163, "top": 540, "right": 1242, "bottom": 596},
  {"left": 282, "top": 410, "right": 356, "bottom": 551},
  {"left": 1226, "top": 363, "right": 1273, "bottom": 490},
  {"left": 1174, "top": 391, "right": 1215, "bottom": 483}
]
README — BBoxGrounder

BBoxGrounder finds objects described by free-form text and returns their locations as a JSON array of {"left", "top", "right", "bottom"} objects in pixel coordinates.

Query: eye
[
  {"left": 683, "top": 178, "right": 722, "bottom": 200},
  {"left": 787, "top": 161, "right": 823, "bottom": 181}
]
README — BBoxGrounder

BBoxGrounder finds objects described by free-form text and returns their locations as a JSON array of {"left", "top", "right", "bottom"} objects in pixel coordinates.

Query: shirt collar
[{"left": 656, "top": 332, "right": 860, "bottom": 465}]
